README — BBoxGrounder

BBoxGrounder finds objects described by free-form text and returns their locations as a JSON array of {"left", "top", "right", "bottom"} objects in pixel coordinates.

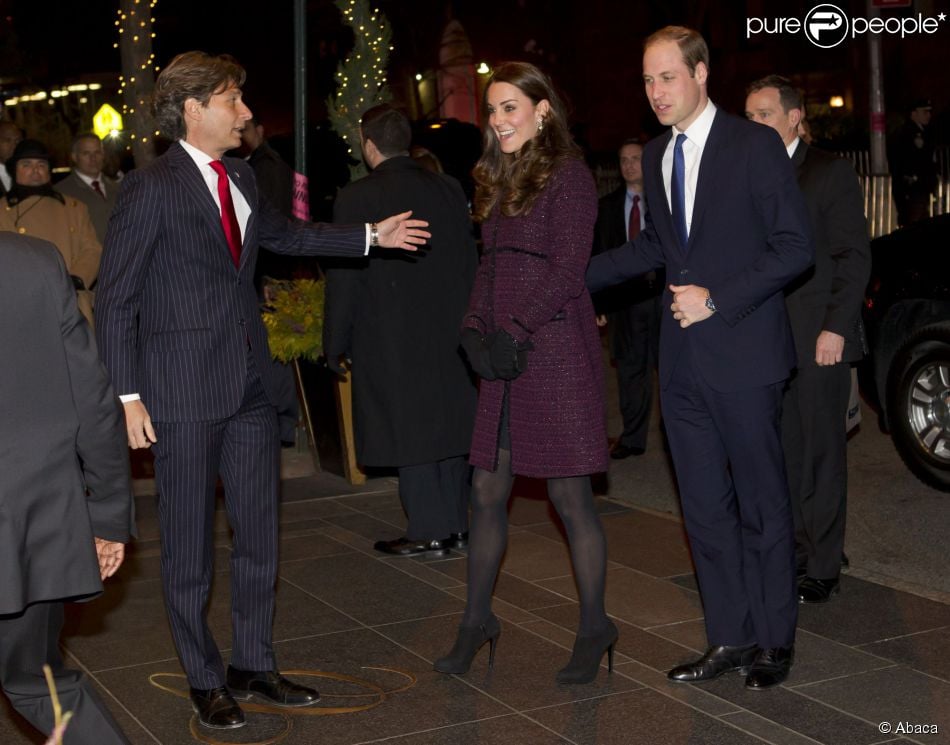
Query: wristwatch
[
  {"left": 704, "top": 292, "right": 717, "bottom": 313},
  {"left": 369, "top": 223, "right": 379, "bottom": 248}
]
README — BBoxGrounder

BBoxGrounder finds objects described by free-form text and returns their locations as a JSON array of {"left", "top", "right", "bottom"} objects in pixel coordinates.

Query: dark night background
[{"left": 1, "top": 0, "right": 947, "bottom": 205}]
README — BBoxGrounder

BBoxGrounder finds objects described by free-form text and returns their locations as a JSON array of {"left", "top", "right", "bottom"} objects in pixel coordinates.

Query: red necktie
[
  {"left": 628, "top": 194, "right": 641, "bottom": 240},
  {"left": 91, "top": 179, "right": 105, "bottom": 199},
  {"left": 209, "top": 160, "right": 241, "bottom": 267}
]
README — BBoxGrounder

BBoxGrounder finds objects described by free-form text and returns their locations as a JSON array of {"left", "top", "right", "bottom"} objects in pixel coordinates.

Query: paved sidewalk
[{"left": 1, "top": 462, "right": 947, "bottom": 744}]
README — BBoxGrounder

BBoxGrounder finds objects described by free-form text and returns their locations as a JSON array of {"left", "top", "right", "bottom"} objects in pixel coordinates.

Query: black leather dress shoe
[
  {"left": 189, "top": 686, "right": 245, "bottom": 729},
  {"left": 610, "top": 443, "right": 646, "bottom": 460},
  {"left": 226, "top": 667, "right": 320, "bottom": 707},
  {"left": 798, "top": 576, "right": 840, "bottom": 603},
  {"left": 444, "top": 532, "right": 469, "bottom": 549},
  {"left": 745, "top": 646, "right": 793, "bottom": 690},
  {"left": 667, "top": 643, "right": 759, "bottom": 683},
  {"left": 373, "top": 537, "right": 450, "bottom": 556}
]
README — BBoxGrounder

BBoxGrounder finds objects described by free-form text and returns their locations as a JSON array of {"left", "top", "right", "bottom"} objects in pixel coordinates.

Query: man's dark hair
[
  {"left": 153, "top": 51, "right": 246, "bottom": 140},
  {"left": 746, "top": 75, "right": 803, "bottom": 113},
  {"left": 644, "top": 26, "right": 709, "bottom": 76},
  {"left": 618, "top": 137, "right": 642, "bottom": 153},
  {"left": 71, "top": 132, "right": 102, "bottom": 153},
  {"left": 360, "top": 104, "right": 411, "bottom": 157}
]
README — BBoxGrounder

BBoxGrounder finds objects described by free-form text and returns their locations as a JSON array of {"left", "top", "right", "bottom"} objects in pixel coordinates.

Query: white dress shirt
[
  {"left": 179, "top": 139, "right": 252, "bottom": 238},
  {"left": 661, "top": 99, "right": 717, "bottom": 238}
]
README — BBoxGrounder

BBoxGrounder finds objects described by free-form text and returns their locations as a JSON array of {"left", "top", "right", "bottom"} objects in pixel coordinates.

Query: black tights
[{"left": 462, "top": 448, "right": 609, "bottom": 635}]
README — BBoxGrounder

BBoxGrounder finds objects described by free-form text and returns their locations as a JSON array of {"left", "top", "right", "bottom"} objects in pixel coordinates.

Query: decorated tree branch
[
  {"left": 116, "top": 0, "right": 158, "bottom": 167},
  {"left": 326, "top": 0, "right": 393, "bottom": 180}
]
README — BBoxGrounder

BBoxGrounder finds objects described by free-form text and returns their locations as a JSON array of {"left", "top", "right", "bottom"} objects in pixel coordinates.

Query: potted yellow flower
[
  {"left": 261, "top": 278, "right": 325, "bottom": 364},
  {"left": 261, "top": 278, "right": 360, "bottom": 482}
]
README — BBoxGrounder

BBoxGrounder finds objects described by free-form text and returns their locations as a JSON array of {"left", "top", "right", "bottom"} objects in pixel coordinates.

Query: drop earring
[{"left": 536, "top": 117, "right": 544, "bottom": 133}]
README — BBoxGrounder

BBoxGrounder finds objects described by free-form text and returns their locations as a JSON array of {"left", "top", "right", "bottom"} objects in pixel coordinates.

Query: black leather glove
[
  {"left": 70, "top": 275, "right": 86, "bottom": 291},
  {"left": 460, "top": 328, "right": 497, "bottom": 381},
  {"left": 488, "top": 329, "right": 533, "bottom": 380}
]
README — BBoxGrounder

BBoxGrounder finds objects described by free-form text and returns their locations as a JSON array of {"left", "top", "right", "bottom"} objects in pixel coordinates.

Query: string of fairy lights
[
  {"left": 328, "top": 0, "right": 393, "bottom": 177},
  {"left": 101, "top": 0, "right": 388, "bottom": 155},
  {"left": 114, "top": 0, "right": 159, "bottom": 144}
]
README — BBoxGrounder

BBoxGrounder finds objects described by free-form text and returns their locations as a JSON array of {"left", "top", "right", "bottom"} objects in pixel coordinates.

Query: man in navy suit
[
  {"left": 745, "top": 76, "right": 870, "bottom": 605},
  {"left": 96, "top": 51, "right": 429, "bottom": 730},
  {"left": 587, "top": 27, "right": 813, "bottom": 689}
]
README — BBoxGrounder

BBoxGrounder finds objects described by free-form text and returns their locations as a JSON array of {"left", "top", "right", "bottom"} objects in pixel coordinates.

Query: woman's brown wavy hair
[{"left": 472, "top": 62, "right": 580, "bottom": 223}]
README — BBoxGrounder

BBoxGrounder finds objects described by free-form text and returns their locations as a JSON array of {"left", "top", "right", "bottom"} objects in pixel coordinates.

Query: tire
[{"left": 886, "top": 322, "right": 950, "bottom": 491}]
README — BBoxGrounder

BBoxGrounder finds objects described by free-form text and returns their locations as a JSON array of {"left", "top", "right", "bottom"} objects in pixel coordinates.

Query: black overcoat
[{"left": 324, "top": 156, "right": 477, "bottom": 466}]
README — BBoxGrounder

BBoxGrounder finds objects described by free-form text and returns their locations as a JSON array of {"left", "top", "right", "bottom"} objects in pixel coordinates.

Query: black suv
[{"left": 862, "top": 214, "right": 950, "bottom": 490}]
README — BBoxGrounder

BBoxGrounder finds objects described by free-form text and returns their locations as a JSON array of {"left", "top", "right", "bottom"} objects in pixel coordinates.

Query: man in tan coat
[{"left": 0, "top": 139, "right": 101, "bottom": 325}]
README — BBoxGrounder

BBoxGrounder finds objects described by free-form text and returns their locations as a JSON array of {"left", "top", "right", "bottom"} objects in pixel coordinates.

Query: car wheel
[{"left": 886, "top": 322, "right": 950, "bottom": 491}]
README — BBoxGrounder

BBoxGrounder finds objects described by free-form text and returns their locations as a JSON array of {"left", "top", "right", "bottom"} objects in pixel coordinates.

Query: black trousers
[
  {"left": 0, "top": 601, "right": 129, "bottom": 744},
  {"left": 273, "top": 361, "right": 299, "bottom": 445},
  {"left": 661, "top": 341, "right": 798, "bottom": 649},
  {"left": 608, "top": 293, "right": 661, "bottom": 450},
  {"left": 397, "top": 456, "right": 470, "bottom": 540},
  {"left": 782, "top": 362, "right": 851, "bottom": 580}
]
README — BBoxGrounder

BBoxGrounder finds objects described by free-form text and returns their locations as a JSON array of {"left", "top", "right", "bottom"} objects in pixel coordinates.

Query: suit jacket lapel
[
  {"left": 649, "top": 130, "right": 684, "bottom": 256},
  {"left": 611, "top": 188, "right": 627, "bottom": 243},
  {"left": 223, "top": 159, "right": 257, "bottom": 272},
  {"left": 687, "top": 110, "right": 727, "bottom": 252},
  {"left": 791, "top": 139, "right": 809, "bottom": 176},
  {"left": 167, "top": 143, "right": 233, "bottom": 264}
]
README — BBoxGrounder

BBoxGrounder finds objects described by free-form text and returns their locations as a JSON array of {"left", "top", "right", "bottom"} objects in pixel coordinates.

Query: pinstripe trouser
[{"left": 152, "top": 354, "right": 281, "bottom": 689}]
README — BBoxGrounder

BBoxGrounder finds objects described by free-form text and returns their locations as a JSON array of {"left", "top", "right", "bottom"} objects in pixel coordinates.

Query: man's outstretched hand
[{"left": 376, "top": 210, "right": 431, "bottom": 251}]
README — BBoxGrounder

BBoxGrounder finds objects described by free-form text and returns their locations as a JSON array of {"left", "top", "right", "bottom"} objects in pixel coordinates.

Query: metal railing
[
  {"left": 854, "top": 173, "right": 948, "bottom": 238},
  {"left": 840, "top": 146, "right": 949, "bottom": 237}
]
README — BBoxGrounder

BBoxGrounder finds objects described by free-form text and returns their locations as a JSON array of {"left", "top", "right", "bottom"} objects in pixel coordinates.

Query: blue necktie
[{"left": 671, "top": 133, "right": 688, "bottom": 246}]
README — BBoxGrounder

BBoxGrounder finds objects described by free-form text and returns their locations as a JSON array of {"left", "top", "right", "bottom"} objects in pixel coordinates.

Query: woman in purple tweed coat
[{"left": 434, "top": 62, "right": 617, "bottom": 685}]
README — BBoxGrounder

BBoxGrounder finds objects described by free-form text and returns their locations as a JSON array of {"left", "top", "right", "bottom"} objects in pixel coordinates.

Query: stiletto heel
[
  {"left": 556, "top": 620, "right": 619, "bottom": 684},
  {"left": 434, "top": 614, "right": 501, "bottom": 674}
]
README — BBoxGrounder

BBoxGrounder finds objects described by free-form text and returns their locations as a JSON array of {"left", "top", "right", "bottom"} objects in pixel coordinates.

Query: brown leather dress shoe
[
  {"left": 226, "top": 667, "right": 320, "bottom": 707},
  {"left": 745, "top": 646, "right": 794, "bottom": 690},
  {"left": 667, "top": 643, "right": 760, "bottom": 683},
  {"left": 189, "top": 686, "right": 245, "bottom": 729}
]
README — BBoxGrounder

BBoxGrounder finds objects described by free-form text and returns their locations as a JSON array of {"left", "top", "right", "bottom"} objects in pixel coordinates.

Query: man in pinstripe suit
[{"left": 95, "top": 52, "right": 429, "bottom": 731}]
